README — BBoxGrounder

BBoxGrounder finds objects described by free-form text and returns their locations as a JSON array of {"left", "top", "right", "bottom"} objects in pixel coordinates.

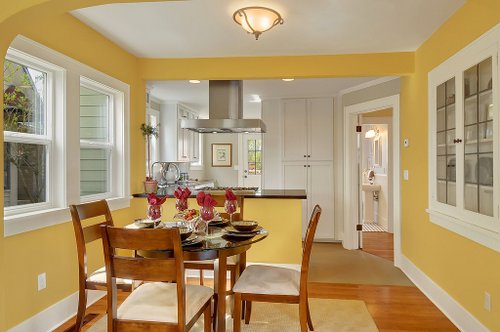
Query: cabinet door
[
  {"left": 283, "top": 99, "right": 308, "bottom": 161},
  {"left": 308, "top": 98, "right": 334, "bottom": 161},
  {"left": 435, "top": 78, "right": 457, "bottom": 207},
  {"left": 463, "top": 57, "right": 494, "bottom": 217},
  {"left": 308, "top": 162, "right": 334, "bottom": 239},
  {"left": 283, "top": 163, "right": 307, "bottom": 190}
]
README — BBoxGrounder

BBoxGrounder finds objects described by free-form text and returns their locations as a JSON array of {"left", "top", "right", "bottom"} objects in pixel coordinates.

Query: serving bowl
[{"left": 231, "top": 220, "right": 258, "bottom": 232}]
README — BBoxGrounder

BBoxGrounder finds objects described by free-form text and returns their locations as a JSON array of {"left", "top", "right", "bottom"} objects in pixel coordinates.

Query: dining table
[{"left": 133, "top": 222, "right": 268, "bottom": 332}]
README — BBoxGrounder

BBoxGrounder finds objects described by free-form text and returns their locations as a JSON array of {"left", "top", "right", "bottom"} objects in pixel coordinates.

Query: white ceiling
[
  {"left": 148, "top": 77, "right": 380, "bottom": 118},
  {"left": 72, "top": 0, "right": 464, "bottom": 58},
  {"left": 72, "top": 0, "right": 462, "bottom": 116}
]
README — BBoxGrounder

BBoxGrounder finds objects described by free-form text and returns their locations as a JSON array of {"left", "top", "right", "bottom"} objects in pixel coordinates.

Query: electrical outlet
[
  {"left": 404, "top": 138, "right": 410, "bottom": 147},
  {"left": 38, "top": 273, "right": 46, "bottom": 291},
  {"left": 403, "top": 170, "right": 409, "bottom": 180},
  {"left": 484, "top": 292, "right": 491, "bottom": 312}
]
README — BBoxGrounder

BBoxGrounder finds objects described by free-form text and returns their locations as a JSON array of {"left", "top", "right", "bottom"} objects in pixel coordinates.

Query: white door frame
[{"left": 343, "top": 94, "right": 401, "bottom": 267}]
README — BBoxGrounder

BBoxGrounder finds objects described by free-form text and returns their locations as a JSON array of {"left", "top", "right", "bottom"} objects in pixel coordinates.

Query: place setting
[{"left": 223, "top": 220, "right": 266, "bottom": 240}]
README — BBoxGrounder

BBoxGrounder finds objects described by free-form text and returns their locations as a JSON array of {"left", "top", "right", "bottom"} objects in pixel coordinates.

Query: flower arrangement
[{"left": 140, "top": 123, "right": 159, "bottom": 179}]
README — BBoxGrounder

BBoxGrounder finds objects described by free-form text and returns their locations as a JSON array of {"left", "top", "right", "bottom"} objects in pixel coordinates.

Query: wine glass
[
  {"left": 224, "top": 199, "right": 238, "bottom": 222},
  {"left": 196, "top": 206, "right": 214, "bottom": 236},
  {"left": 175, "top": 198, "right": 188, "bottom": 213}
]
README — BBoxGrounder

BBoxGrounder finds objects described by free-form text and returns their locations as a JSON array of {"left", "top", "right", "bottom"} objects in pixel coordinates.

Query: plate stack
[{"left": 225, "top": 221, "right": 262, "bottom": 238}]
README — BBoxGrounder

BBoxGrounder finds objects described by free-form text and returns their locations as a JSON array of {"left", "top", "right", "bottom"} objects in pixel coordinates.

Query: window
[
  {"left": 80, "top": 82, "right": 112, "bottom": 197},
  {"left": 247, "top": 138, "right": 262, "bottom": 175},
  {"left": 4, "top": 57, "right": 52, "bottom": 210},
  {"left": 4, "top": 36, "right": 130, "bottom": 237}
]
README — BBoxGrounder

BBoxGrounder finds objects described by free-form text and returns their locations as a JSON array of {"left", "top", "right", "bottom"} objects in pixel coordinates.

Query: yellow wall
[
  {"left": 1, "top": 0, "right": 500, "bottom": 331},
  {"left": 400, "top": 0, "right": 500, "bottom": 329},
  {"left": 363, "top": 107, "right": 393, "bottom": 118}
]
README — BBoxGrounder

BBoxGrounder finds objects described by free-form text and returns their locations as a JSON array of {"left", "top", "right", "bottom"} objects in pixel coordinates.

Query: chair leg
[
  {"left": 203, "top": 303, "right": 212, "bottom": 332},
  {"left": 306, "top": 298, "right": 314, "bottom": 331},
  {"left": 212, "top": 294, "right": 218, "bottom": 331},
  {"left": 233, "top": 293, "right": 242, "bottom": 332},
  {"left": 199, "top": 270, "right": 204, "bottom": 285},
  {"left": 299, "top": 299, "right": 308, "bottom": 332},
  {"left": 244, "top": 301, "right": 252, "bottom": 324},
  {"left": 75, "top": 288, "right": 87, "bottom": 331}
]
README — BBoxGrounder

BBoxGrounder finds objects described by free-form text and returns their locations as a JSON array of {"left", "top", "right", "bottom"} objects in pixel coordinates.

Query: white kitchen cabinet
[
  {"left": 284, "top": 162, "right": 334, "bottom": 239},
  {"left": 283, "top": 98, "right": 334, "bottom": 162},
  {"left": 428, "top": 25, "right": 500, "bottom": 252},
  {"left": 160, "top": 103, "right": 200, "bottom": 162}
]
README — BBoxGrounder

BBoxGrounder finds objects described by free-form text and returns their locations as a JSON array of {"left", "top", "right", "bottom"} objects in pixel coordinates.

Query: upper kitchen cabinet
[
  {"left": 283, "top": 98, "right": 334, "bottom": 162},
  {"left": 428, "top": 24, "right": 500, "bottom": 251},
  {"left": 160, "top": 102, "right": 200, "bottom": 163}
]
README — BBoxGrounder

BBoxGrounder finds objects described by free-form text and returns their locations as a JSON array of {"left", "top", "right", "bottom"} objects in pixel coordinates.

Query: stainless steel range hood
[{"left": 180, "top": 80, "right": 266, "bottom": 133}]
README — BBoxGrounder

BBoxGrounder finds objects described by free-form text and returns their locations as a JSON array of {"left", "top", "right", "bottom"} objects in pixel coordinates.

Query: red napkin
[
  {"left": 182, "top": 187, "right": 191, "bottom": 199},
  {"left": 196, "top": 192, "right": 205, "bottom": 206},
  {"left": 174, "top": 186, "right": 182, "bottom": 199},
  {"left": 225, "top": 188, "right": 237, "bottom": 201},
  {"left": 196, "top": 192, "right": 217, "bottom": 208},
  {"left": 147, "top": 193, "right": 167, "bottom": 205}
]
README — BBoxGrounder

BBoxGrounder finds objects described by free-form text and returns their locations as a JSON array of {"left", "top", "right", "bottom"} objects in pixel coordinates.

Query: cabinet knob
[
  {"left": 304, "top": 155, "right": 307, "bottom": 158},
  {"left": 308, "top": 165, "right": 311, "bottom": 167},
  {"left": 308, "top": 155, "right": 311, "bottom": 158},
  {"left": 304, "top": 165, "right": 307, "bottom": 167},
  {"left": 453, "top": 138, "right": 462, "bottom": 143}
]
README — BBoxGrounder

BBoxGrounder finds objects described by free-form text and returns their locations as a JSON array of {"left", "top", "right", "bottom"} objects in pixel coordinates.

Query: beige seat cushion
[
  {"left": 117, "top": 282, "right": 213, "bottom": 323},
  {"left": 87, "top": 266, "right": 133, "bottom": 285},
  {"left": 233, "top": 265, "right": 300, "bottom": 296}
]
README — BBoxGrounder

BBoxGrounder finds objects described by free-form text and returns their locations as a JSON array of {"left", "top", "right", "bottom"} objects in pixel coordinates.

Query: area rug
[{"left": 87, "top": 298, "right": 378, "bottom": 331}]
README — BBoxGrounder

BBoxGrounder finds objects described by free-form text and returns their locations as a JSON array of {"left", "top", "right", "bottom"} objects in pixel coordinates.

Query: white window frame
[
  {"left": 4, "top": 35, "right": 130, "bottom": 237},
  {"left": 3, "top": 48, "right": 65, "bottom": 217},
  {"left": 79, "top": 77, "right": 116, "bottom": 201},
  {"left": 427, "top": 23, "right": 500, "bottom": 252}
]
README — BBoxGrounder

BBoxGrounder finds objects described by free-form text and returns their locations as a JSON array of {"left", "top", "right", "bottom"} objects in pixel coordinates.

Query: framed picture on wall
[{"left": 212, "top": 143, "right": 232, "bottom": 167}]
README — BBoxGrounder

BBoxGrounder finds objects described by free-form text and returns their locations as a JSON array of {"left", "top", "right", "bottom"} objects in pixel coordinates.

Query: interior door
[{"left": 242, "top": 133, "right": 263, "bottom": 188}]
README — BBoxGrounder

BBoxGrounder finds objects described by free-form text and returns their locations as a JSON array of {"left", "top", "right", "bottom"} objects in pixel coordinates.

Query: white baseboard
[
  {"left": 8, "top": 290, "right": 105, "bottom": 332},
  {"left": 400, "top": 255, "right": 488, "bottom": 332}
]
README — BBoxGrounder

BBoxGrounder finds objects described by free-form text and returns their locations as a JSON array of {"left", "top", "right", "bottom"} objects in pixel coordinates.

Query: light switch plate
[
  {"left": 404, "top": 138, "right": 410, "bottom": 147},
  {"left": 38, "top": 273, "right": 46, "bottom": 291},
  {"left": 403, "top": 170, "right": 409, "bottom": 180}
]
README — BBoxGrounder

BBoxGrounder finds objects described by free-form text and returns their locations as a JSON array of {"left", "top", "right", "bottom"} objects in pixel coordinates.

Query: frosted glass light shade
[
  {"left": 233, "top": 7, "right": 284, "bottom": 40},
  {"left": 365, "top": 129, "right": 376, "bottom": 138}
]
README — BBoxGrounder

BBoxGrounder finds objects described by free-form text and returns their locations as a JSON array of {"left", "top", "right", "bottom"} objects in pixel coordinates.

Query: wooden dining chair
[
  {"left": 232, "top": 204, "right": 322, "bottom": 332},
  {"left": 101, "top": 225, "right": 213, "bottom": 331},
  {"left": 69, "top": 200, "right": 133, "bottom": 331},
  {"left": 185, "top": 195, "right": 245, "bottom": 287}
]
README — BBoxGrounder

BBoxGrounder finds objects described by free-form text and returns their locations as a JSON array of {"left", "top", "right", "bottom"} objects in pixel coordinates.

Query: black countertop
[{"left": 133, "top": 189, "right": 306, "bottom": 199}]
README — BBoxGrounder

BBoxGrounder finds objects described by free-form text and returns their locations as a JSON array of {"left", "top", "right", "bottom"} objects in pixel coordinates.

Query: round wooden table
[{"left": 138, "top": 226, "right": 268, "bottom": 332}]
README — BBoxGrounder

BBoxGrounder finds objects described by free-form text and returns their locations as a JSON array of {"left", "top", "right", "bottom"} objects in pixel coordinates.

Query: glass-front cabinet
[{"left": 428, "top": 27, "right": 499, "bottom": 252}]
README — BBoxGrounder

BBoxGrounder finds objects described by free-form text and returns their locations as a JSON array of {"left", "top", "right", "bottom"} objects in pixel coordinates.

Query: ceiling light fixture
[
  {"left": 233, "top": 6, "right": 284, "bottom": 40},
  {"left": 365, "top": 129, "right": 379, "bottom": 139},
  {"left": 282, "top": 78, "right": 294, "bottom": 82},
  {"left": 189, "top": 80, "right": 201, "bottom": 84}
]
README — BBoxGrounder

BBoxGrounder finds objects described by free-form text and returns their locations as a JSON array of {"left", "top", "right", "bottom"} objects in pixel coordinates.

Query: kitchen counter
[{"left": 133, "top": 188, "right": 307, "bottom": 199}]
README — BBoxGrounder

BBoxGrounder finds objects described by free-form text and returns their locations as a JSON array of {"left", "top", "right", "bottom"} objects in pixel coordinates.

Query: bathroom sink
[{"left": 362, "top": 184, "right": 381, "bottom": 192}]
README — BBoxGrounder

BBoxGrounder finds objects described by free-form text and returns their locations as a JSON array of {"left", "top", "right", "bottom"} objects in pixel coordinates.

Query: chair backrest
[
  {"left": 101, "top": 226, "right": 186, "bottom": 327},
  {"left": 210, "top": 194, "right": 245, "bottom": 221},
  {"left": 70, "top": 200, "right": 114, "bottom": 281},
  {"left": 299, "top": 205, "right": 322, "bottom": 292}
]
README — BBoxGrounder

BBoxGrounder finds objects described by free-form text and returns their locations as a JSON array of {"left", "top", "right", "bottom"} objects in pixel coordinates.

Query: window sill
[
  {"left": 4, "top": 196, "right": 130, "bottom": 237},
  {"left": 426, "top": 209, "right": 500, "bottom": 252}
]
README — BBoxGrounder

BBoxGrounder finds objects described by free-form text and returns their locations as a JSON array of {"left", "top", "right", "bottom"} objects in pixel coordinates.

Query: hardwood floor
[
  {"left": 55, "top": 278, "right": 458, "bottom": 331},
  {"left": 363, "top": 231, "right": 395, "bottom": 261}
]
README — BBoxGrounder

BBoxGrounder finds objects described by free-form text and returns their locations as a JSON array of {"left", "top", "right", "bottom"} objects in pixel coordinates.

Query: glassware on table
[
  {"left": 175, "top": 198, "right": 188, "bottom": 212},
  {"left": 195, "top": 206, "right": 214, "bottom": 236},
  {"left": 224, "top": 199, "right": 238, "bottom": 222},
  {"left": 146, "top": 204, "right": 162, "bottom": 228}
]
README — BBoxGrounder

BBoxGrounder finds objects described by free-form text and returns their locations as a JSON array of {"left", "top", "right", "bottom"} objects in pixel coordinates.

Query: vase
[
  {"left": 147, "top": 204, "right": 162, "bottom": 224},
  {"left": 144, "top": 179, "right": 158, "bottom": 194}
]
